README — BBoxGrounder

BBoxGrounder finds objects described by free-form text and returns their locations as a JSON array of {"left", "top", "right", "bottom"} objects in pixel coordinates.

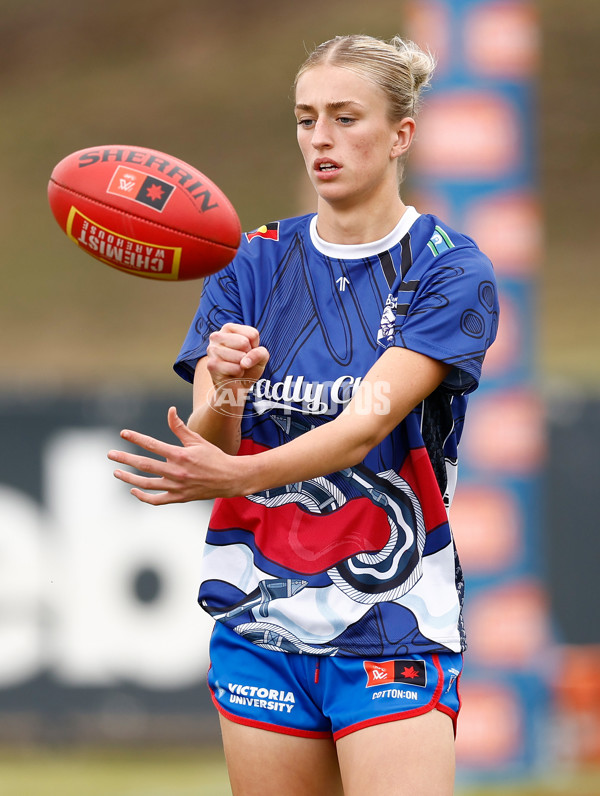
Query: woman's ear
[{"left": 391, "top": 117, "right": 416, "bottom": 160}]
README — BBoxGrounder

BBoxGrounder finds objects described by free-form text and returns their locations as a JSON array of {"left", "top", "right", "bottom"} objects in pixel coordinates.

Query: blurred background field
[
  {"left": 0, "top": 748, "right": 233, "bottom": 796},
  {"left": 1, "top": 0, "right": 600, "bottom": 793},
  {"left": 0, "top": 748, "right": 599, "bottom": 796}
]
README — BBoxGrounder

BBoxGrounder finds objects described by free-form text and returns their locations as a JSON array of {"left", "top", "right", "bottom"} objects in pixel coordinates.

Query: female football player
[{"left": 109, "top": 34, "right": 499, "bottom": 795}]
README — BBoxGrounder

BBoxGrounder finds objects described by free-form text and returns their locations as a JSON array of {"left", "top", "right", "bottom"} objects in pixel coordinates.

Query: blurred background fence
[{"left": 1, "top": 0, "right": 599, "bottom": 789}]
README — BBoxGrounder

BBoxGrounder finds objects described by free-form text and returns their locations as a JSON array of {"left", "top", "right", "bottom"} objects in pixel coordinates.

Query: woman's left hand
[{"left": 108, "top": 406, "right": 239, "bottom": 505}]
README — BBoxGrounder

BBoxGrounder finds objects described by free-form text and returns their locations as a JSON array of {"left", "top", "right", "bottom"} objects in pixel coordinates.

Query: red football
[{"left": 48, "top": 145, "right": 241, "bottom": 280}]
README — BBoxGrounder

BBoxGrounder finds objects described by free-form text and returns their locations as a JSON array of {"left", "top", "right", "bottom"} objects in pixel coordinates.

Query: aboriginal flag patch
[
  {"left": 246, "top": 222, "right": 280, "bottom": 242},
  {"left": 364, "top": 659, "right": 427, "bottom": 688},
  {"left": 107, "top": 165, "right": 175, "bottom": 212}
]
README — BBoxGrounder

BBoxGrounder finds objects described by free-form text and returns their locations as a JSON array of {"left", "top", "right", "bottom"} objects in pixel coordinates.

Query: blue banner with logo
[{"left": 405, "top": 0, "right": 552, "bottom": 782}]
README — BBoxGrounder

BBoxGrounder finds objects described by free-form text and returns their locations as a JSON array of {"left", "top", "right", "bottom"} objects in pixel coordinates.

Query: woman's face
[{"left": 294, "top": 64, "right": 412, "bottom": 212}]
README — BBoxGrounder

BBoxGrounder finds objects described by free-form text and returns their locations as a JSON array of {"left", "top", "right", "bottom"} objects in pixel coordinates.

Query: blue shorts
[{"left": 208, "top": 621, "right": 462, "bottom": 742}]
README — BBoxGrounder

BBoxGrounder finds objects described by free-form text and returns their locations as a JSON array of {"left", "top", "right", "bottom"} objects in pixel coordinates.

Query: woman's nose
[{"left": 311, "top": 117, "right": 333, "bottom": 148}]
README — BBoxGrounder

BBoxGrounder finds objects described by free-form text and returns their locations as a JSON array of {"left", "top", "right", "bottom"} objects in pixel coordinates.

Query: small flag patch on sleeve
[
  {"left": 427, "top": 225, "right": 455, "bottom": 256},
  {"left": 246, "top": 222, "right": 280, "bottom": 242}
]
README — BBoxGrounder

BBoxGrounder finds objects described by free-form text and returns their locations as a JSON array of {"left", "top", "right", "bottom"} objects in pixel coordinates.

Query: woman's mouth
[{"left": 314, "top": 159, "right": 341, "bottom": 177}]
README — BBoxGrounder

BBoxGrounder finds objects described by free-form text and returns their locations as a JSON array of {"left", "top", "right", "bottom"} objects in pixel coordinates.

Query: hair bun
[{"left": 390, "top": 36, "right": 436, "bottom": 109}]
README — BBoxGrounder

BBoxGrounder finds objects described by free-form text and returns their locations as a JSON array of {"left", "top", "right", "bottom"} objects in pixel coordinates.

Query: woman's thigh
[
  {"left": 219, "top": 714, "right": 344, "bottom": 796},
  {"left": 336, "top": 709, "right": 455, "bottom": 796}
]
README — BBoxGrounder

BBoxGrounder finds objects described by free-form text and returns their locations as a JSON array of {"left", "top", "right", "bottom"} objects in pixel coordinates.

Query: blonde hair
[{"left": 294, "top": 34, "right": 436, "bottom": 120}]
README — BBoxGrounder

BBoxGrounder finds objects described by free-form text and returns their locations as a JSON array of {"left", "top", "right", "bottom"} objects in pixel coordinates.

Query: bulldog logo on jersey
[
  {"left": 377, "top": 293, "right": 397, "bottom": 349},
  {"left": 246, "top": 222, "right": 280, "bottom": 242}
]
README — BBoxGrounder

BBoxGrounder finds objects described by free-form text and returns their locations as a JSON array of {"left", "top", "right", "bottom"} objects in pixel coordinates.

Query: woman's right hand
[{"left": 205, "top": 322, "right": 270, "bottom": 390}]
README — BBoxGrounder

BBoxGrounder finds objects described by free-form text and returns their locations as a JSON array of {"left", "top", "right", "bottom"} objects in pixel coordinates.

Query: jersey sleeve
[
  {"left": 173, "top": 260, "right": 244, "bottom": 383},
  {"left": 393, "top": 246, "right": 499, "bottom": 395}
]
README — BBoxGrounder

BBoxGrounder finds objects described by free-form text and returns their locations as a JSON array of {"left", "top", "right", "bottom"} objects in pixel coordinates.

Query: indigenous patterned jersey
[{"left": 174, "top": 208, "right": 499, "bottom": 658}]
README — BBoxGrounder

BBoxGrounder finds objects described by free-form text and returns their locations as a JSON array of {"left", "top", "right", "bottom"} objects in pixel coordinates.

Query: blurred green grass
[
  {"left": 0, "top": 748, "right": 232, "bottom": 796},
  {"left": 1, "top": 748, "right": 599, "bottom": 796}
]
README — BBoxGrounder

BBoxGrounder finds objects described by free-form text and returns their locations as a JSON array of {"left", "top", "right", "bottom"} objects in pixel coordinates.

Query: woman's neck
[{"left": 315, "top": 195, "right": 407, "bottom": 245}]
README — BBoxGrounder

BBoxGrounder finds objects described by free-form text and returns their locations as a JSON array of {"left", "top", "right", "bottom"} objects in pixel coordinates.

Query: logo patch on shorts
[{"left": 364, "top": 659, "right": 426, "bottom": 688}]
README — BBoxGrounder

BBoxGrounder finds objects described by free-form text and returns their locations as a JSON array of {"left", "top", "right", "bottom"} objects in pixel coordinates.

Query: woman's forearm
[
  {"left": 188, "top": 356, "right": 254, "bottom": 455},
  {"left": 234, "top": 347, "right": 451, "bottom": 496},
  {"left": 187, "top": 402, "right": 243, "bottom": 455},
  {"left": 236, "top": 408, "right": 378, "bottom": 495}
]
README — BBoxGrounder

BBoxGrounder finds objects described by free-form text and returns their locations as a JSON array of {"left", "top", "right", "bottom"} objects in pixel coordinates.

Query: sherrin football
[{"left": 48, "top": 145, "right": 241, "bottom": 280}]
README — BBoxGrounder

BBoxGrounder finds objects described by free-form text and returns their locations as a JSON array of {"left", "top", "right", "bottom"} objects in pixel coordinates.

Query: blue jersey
[{"left": 174, "top": 208, "right": 499, "bottom": 657}]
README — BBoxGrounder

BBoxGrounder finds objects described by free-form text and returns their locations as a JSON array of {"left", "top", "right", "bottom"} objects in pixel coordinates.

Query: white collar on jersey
[{"left": 309, "top": 206, "right": 420, "bottom": 259}]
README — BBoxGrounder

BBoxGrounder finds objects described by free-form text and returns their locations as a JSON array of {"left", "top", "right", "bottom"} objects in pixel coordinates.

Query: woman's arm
[
  {"left": 186, "top": 358, "right": 247, "bottom": 455},
  {"left": 243, "top": 346, "right": 449, "bottom": 492},
  {"left": 108, "top": 345, "right": 450, "bottom": 505},
  {"left": 186, "top": 323, "right": 269, "bottom": 455}
]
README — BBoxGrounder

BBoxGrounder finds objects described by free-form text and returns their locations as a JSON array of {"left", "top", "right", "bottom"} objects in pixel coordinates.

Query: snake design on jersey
[{"left": 248, "top": 412, "right": 426, "bottom": 605}]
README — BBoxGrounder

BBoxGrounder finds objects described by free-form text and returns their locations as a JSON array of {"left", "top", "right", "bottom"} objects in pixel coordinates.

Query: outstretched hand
[{"left": 108, "top": 406, "right": 242, "bottom": 505}]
